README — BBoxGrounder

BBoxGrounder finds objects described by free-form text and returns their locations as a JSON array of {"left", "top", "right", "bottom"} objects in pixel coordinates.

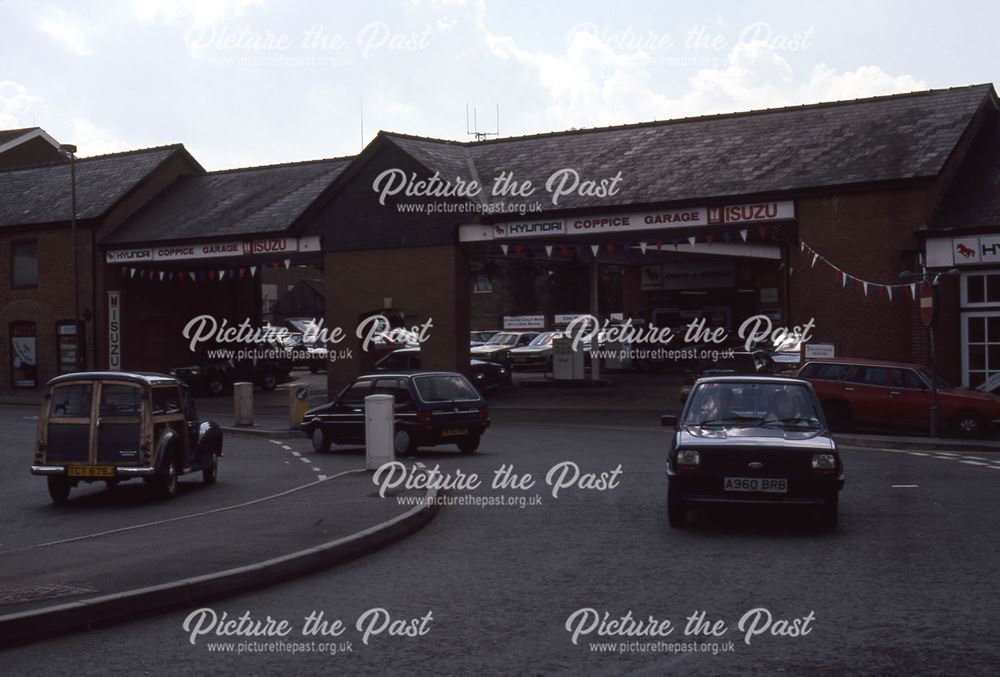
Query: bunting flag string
[
  {"left": 799, "top": 239, "right": 921, "bottom": 303},
  {"left": 119, "top": 260, "right": 296, "bottom": 283}
]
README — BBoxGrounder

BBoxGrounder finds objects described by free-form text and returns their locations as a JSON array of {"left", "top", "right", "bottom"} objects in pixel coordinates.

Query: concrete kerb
[
  {"left": 0, "top": 469, "right": 440, "bottom": 648},
  {"left": 220, "top": 425, "right": 300, "bottom": 439}
]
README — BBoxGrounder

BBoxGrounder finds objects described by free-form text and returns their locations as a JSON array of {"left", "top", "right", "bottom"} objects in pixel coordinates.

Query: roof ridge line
[
  {"left": 206, "top": 154, "right": 357, "bottom": 175},
  {"left": 0, "top": 143, "right": 186, "bottom": 174},
  {"left": 380, "top": 83, "right": 996, "bottom": 148}
]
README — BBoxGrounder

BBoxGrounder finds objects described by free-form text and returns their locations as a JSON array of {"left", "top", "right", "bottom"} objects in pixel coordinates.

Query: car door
[
  {"left": 327, "top": 379, "right": 373, "bottom": 442},
  {"left": 841, "top": 365, "right": 890, "bottom": 425},
  {"left": 885, "top": 368, "right": 932, "bottom": 430},
  {"left": 95, "top": 381, "right": 145, "bottom": 466}
]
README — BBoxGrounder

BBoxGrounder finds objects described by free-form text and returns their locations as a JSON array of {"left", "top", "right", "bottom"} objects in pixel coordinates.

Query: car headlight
[
  {"left": 475, "top": 372, "right": 485, "bottom": 379},
  {"left": 500, "top": 367, "right": 507, "bottom": 374},
  {"left": 811, "top": 454, "right": 837, "bottom": 471},
  {"left": 675, "top": 449, "right": 700, "bottom": 468}
]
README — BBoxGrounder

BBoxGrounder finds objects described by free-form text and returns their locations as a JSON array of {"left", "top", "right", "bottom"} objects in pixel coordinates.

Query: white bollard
[
  {"left": 233, "top": 382, "right": 254, "bottom": 426},
  {"left": 365, "top": 394, "right": 394, "bottom": 471}
]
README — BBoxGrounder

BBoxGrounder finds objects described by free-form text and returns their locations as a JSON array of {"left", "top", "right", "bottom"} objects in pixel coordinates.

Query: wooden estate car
[{"left": 31, "top": 372, "right": 223, "bottom": 503}]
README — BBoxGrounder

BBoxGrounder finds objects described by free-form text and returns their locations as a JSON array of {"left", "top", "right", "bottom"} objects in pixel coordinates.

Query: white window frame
[
  {"left": 960, "top": 270, "right": 1000, "bottom": 308},
  {"left": 959, "top": 309, "right": 1000, "bottom": 388}
]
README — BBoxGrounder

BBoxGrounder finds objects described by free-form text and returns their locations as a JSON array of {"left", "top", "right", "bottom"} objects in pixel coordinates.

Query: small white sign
[
  {"left": 760, "top": 287, "right": 778, "bottom": 304},
  {"left": 503, "top": 315, "right": 545, "bottom": 330},
  {"left": 804, "top": 343, "right": 835, "bottom": 359},
  {"left": 977, "top": 372, "right": 1000, "bottom": 394}
]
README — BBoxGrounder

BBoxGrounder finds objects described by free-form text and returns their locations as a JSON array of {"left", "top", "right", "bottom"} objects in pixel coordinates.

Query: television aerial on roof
[{"left": 466, "top": 103, "right": 500, "bottom": 141}]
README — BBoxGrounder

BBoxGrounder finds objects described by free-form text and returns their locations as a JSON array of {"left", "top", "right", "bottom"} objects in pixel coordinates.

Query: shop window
[
  {"left": 962, "top": 272, "right": 1000, "bottom": 306},
  {"left": 11, "top": 240, "right": 38, "bottom": 288},
  {"left": 963, "top": 311, "right": 1000, "bottom": 389},
  {"left": 10, "top": 321, "right": 38, "bottom": 388},
  {"left": 56, "top": 320, "right": 84, "bottom": 374},
  {"left": 473, "top": 275, "right": 493, "bottom": 294}
]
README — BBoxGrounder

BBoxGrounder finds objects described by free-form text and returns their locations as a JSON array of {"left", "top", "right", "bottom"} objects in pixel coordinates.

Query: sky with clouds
[{"left": 1, "top": 0, "right": 997, "bottom": 170}]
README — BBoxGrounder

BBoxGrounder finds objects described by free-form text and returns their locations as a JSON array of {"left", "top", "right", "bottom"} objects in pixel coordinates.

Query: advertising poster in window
[{"left": 10, "top": 321, "right": 37, "bottom": 388}]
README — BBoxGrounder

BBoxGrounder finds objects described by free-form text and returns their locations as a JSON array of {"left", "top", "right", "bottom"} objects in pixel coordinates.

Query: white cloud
[
  {"left": 68, "top": 119, "right": 132, "bottom": 157},
  {"left": 37, "top": 7, "right": 95, "bottom": 56},
  {"left": 0, "top": 80, "right": 40, "bottom": 129},
  {"left": 486, "top": 29, "right": 927, "bottom": 130},
  {"left": 131, "top": 0, "right": 265, "bottom": 27}
]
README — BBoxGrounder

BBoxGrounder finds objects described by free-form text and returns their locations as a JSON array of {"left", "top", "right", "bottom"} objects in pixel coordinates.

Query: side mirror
[{"left": 660, "top": 414, "right": 678, "bottom": 428}]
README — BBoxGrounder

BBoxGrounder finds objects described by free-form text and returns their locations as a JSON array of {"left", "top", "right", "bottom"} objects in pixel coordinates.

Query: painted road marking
[
  {"left": 299, "top": 457, "right": 311, "bottom": 463},
  {"left": 291, "top": 451, "right": 301, "bottom": 457},
  {"left": 312, "top": 467, "right": 321, "bottom": 472},
  {"left": 960, "top": 460, "right": 989, "bottom": 466},
  {"left": 892, "top": 484, "right": 919, "bottom": 488},
  {"left": 269, "top": 439, "right": 283, "bottom": 445},
  {"left": 907, "top": 452, "right": 930, "bottom": 456},
  {"left": 281, "top": 445, "right": 292, "bottom": 451},
  {"left": 3, "top": 469, "right": 366, "bottom": 555}
]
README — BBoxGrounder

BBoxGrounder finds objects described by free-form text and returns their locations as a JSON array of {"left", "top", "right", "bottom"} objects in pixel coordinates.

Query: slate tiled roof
[
  {"left": 380, "top": 84, "right": 995, "bottom": 212},
  {"left": 931, "top": 110, "right": 1000, "bottom": 228},
  {"left": 0, "top": 127, "right": 38, "bottom": 146},
  {"left": 0, "top": 145, "right": 188, "bottom": 227},
  {"left": 104, "top": 157, "right": 354, "bottom": 244}
]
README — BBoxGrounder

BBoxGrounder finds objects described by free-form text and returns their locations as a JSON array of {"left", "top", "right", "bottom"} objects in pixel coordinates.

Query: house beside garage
[{"left": 0, "top": 138, "right": 202, "bottom": 395}]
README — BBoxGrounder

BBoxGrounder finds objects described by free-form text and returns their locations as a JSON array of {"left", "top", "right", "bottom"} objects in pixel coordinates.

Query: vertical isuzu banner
[{"left": 108, "top": 291, "right": 121, "bottom": 371}]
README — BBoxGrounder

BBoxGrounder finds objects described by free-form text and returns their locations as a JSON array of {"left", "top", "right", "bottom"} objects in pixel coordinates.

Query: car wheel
[
  {"left": 261, "top": 369, "right": 278, "bottom": 391},
  {"left": 312, "top": 427, "right": 331, "bottom": 453},
  {"left": 819, "top": 495, "right": 839, "bottom": 529},
  {"left": 155, "top": 457, "right": 178, "bottom": 499},
  {"left": 667, "top": 491, "right": 687, "bottom": 528},
  {"left": 457, "top": 434, "right": 481, "bottom": 454},
  {"left": 953, "top": 411, "right": 986, "bottom": 438},
  {"left": 208, "top": 377, "right": 226, "bottom": 397},
  {"left": 394, "top": 430, "right": 418, "bottom": 456},
  {"left": 823, "top": 401, "right": 854, "bottom": 432},
  {"left": 47, "top": 476, "right": 71, "bottom": 504},
  {"left": 203, "top": 454, "right": 219, "bottom": 485}
]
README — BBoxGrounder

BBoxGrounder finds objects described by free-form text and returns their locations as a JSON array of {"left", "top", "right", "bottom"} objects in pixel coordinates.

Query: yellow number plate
[
  {"left": 441, "top": 428, "right": 468, "bottom": 437},
  {"left": 68, "top": 466, "right": 115, "bottom": 478}
]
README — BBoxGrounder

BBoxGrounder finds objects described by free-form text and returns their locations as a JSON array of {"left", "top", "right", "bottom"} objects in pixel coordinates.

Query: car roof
[
  {"left": 358, "top": 371, "right": 467, "bottom": 380},
  {"left": 47, "top": 371, "right": 184, "bottom": 387},
  {"left": 694, "top": 375, "right": 810, "bottom": 386},
  {"left": 801, "top": 357, "right": 927, "bottom": 370}
]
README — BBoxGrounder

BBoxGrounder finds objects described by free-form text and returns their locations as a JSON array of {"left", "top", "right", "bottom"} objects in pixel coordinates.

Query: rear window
[
  {"left": 801, "top": 363, "right": 850, "bottom": 380},
  {"left": 50, "top": 383, "right": 93, "bottom": 418},
  {"left": 413, "top": 374, "right": 480, "bottom": 402},
  {"left": 100, "top": 384, "right": 143, "bottom": 417}
]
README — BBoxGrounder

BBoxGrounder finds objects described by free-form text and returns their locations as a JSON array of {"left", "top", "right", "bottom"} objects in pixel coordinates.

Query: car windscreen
[
  {"left": 413, "top": 374, "right": 480, "bottom": 402},
  {"left": 528, "top": 332, "right": 556, "bottom": 347},
  {"left": 917, "top": 368, "right": 951, "bottom": 389},
  {"left": 487, "top": 333, "right": 518, "bottom": 346},
  {"left": 683, "top": 382, "right": 821, "bottom": 428}
]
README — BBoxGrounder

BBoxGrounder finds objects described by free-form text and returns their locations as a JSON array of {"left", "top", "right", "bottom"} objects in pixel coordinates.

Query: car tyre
[
  {"left": 823, "top": 401, "right": 854, "bottom": 432},
  {"left": 819, "top": 495, "right": 839, "bottom": 529},
  {"left": 47, "top": 476, "right": 71, "bottom": 504},
  {"left": 261, "top": 369, "right": 278, "bottom": 392},
  {"left": 154, "top": 456, "right": 178, "bottom": 499},
  {"left": 203, "top": 454, "right": 219, "bottom": 485},
  {"left": 667, "top": 491, "right": 687, "bottom": 528},
  {"left": 312, "top": 427, "right": 331, "bottom": 453},
  {"left": 953, "top": 411, "right": 986, "bottom": 439},
  {"left": 207, "top": 377, "right": 226, "bottom": 397},
  {"left": 394, "top": 429, "right": 418, "bottom": 456},
  {"left": 457, "top": 434, "right": 481, "bottom": 454}
]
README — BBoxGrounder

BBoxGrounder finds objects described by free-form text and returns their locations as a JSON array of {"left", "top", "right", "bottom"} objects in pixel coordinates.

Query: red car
[{"left": 797, "top": 358, "right": 1000, "bottom": 438}]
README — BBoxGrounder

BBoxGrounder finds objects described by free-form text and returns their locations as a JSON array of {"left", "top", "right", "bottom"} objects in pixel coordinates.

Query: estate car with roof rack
[{"left": 31, "top": 372, "right": 223, "bottom": 503}]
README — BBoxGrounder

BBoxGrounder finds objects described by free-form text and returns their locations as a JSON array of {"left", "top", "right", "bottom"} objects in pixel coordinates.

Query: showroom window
[
  {"left": 473, "top": 274, "right": 493, "bottom": 294},
  {"left": 961, "top": 272, "right": 1000, "bottom": 306},
  {"left": 11, "top": 240, "right": 38, "bottom": 288}
]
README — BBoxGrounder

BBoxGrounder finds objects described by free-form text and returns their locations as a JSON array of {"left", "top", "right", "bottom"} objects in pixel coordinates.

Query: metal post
[
  {"left": 69, "top": 152, "right": 79, "bottom": 345},
  {"left": 928, "top": 282, "right": 941, "bottom": 438}
]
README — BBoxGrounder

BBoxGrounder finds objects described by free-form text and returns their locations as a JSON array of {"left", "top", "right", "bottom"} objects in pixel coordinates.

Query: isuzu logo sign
[{"left": 108, "top": 292, "right": 121, "bottom": 371}]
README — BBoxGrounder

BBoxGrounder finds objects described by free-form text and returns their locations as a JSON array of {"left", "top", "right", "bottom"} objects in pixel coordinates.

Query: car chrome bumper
[{"left": 31, "top": 465, "right": 157, "bottom": 477}]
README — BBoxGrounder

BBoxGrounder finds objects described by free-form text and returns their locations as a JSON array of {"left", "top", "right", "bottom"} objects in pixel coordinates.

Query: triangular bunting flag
[
  {"left": 811, "top": 253, "right": 818, "bottom": 268},
  {"left": 560, "top": 244, "right": 569, "bottom": 257},
  {"left": 739, "top": 229, "right": 748, "bottom": 242},
  {"left": 129, "top": 268, "right": 136, "bottom": 278},
  {"left": 121, "top": 266, "right": 128, "bottom": 277},
  {"left": 788, "top": 266, "right": 795, "bottom": 276},
  {"left": 639, "top": 242, "right": 648, "bottom": 255},
  {"left": 758, "top": 225, "right": 766, "bottom": 238},
  {"left": 605, "top": 244, "right": 614, "bottom": 255},
  {"left": 168, "top": 272, "right": 174, "bottom": 282},
  {"left": 250, "top": 266, "right": 258, "bottom": 276},
  {"left": 706, "top": 234, "right": 714, "bottom": 245},
  {"left": 514, "top": 244, "right": 523, "bottom": 256},
  {"left": 841, "top": 272, "right": 847, "bottom": 287},
  {"left": 158, "top": 271, "right": 165, "bottom": 281},
  {"left": 239, "top": 268, "right": 246, "bottom": 278},
  {"left": 723, "top": 232, "right": 731, "bottom": 242},
  {"left": 623, "top": 244, "right": 631, "bottom": 254},
  {"left": 500, "top": 244, "right": 509, "bottom": 255},
  {"left": 590, "top": 244, "right": 599, "bottom": 257},
  {"left": 800, "top": 240, "right": 806, "bottom": 252},
  {"left": 687, "top": 236, "right": 696, "bottom": 247},
  {"left": 910, "top": 282, "right": 916, "bottom": 299},
  {"left": 545, "top": 245, "right": 553, "bottom": 258},
  {"left": 887, "top": 286, "right": 894, "bottom": 301},
  {"left": 148, "top": 270, "right": 154, "bottom": 280},
  {"left": 655, "top": 240, "right": 663, "bottom": 251},
  {"left": 283, "top": 259, "right": 291, "bottom": 270},
  {"left": 189, "top": 272, "right": 197, "bottom": 281},
  {"left": 218, "top": 269, "right": 225, "bottom": 280},
  {"left": 208, "top": 271, "right": 216, "bottom": 281}
]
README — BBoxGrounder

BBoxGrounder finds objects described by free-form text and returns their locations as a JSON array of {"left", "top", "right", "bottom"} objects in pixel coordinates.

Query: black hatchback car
[
  {"left": 300, "top": 372, "right": 490, "bottom": 455},
  {"left": 374, "top": 347, "right": 507, "bottom": 391},
  {"left": 662, "top": 376, "right": 844, "bottom": 529}
]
